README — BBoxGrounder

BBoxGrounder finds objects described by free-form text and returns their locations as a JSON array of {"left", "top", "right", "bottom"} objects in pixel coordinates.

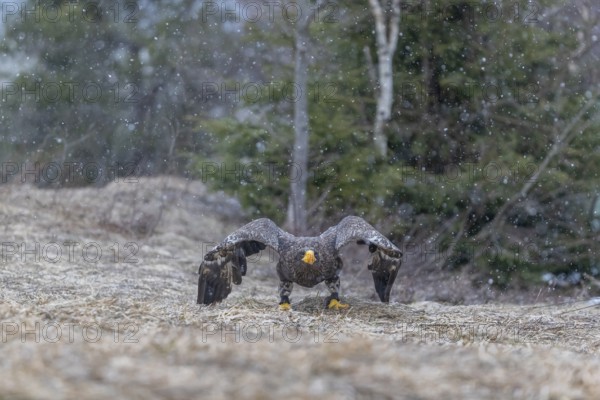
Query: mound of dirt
[{"left": 1, "top": 177, "right": 599, "bottom": 399}]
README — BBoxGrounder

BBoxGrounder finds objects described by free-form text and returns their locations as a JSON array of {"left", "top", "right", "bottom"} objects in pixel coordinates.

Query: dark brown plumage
[{"left": 197, "top": 216, "right": 402, "bottom": 309}]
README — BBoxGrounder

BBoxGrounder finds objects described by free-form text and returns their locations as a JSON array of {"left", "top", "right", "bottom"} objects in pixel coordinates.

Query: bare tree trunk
[
  {"left": 368, "top": 0, "right": 401, "bottom": 158},
  {"left": 287, "top": 19, "right": 310, "bottom": 235},
  {"left": 285, "top": 0, "right": 327, "bottom": 235}
]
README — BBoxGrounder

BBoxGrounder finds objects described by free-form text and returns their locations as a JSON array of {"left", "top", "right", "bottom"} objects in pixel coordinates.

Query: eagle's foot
[
  {"left": 325, "top": 294, "right": 349, "bottom": 310},
  {"left": 327, "top": 299, "right": 349, "bottom": 310},
  {"left": 279, "top": 295, "right": 292, "bottom": 311}
]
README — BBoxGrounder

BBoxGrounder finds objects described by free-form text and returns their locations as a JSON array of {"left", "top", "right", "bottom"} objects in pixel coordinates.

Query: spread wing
[
  {"left": 197, "top": 218, "right": 285, "bottom": 305},
  {"left": 332, "top": 216, "right": 403, "bottom": 302}
]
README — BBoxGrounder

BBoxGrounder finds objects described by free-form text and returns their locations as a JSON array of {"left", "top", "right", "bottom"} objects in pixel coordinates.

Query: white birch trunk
[{"left": 368, "top": 0, "right": 401, "bottom": 158}]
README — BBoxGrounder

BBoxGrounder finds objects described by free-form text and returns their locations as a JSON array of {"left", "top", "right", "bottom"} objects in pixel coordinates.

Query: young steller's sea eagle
[{"left": 197, "top": 216, "right": 403, "bottom": 310}]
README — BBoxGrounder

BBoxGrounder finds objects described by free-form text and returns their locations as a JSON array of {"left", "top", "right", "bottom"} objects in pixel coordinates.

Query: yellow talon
[
  {"left": 279, "top": 302, "right": 292, "bottom": 311},
  {"left": 328, "top": 299, "right": 349, "bottom": 310}
]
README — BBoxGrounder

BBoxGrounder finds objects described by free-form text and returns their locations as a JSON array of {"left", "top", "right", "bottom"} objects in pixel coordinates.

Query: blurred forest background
[{"left": 1, "top": 0, "right": 599, "bottom": 291}]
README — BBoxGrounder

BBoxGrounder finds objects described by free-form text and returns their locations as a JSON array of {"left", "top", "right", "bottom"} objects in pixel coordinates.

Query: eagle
[{"left": 197, "top": 216, "right": 403, "bottom": 310}]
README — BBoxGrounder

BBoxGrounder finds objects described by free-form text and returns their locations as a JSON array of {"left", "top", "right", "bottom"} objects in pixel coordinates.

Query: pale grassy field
[{"left": 1, "top": 177, "right": 599, "bottom": 399}]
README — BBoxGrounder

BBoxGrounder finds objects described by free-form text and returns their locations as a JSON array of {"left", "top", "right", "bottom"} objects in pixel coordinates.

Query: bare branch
[{"left": 476, "top": 96, "right": 600, "bottom": 240}]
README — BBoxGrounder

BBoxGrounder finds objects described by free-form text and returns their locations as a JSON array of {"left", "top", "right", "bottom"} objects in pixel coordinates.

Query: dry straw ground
[{"left": 1, "top": 177, "right": 599, "bottom": 399}]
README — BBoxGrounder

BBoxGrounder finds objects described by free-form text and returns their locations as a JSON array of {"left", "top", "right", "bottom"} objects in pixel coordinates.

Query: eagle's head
[{"left": 302, "top": 249, "right": 317, "bottom": 265}]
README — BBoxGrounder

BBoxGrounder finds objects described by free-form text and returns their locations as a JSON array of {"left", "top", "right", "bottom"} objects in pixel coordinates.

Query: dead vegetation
[{"left": 1, "top": 177, "right": 599, "bottom": 399}]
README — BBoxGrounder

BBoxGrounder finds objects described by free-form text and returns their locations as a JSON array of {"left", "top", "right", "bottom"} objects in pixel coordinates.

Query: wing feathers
[
  {"left": 369, "top": 251, "right": 401, "bottom": 302},
  {"left": 198, "top": 219, "right": 279, "bottom": 305},
  {"left": 205, "top": 218, "right": 282, "bottom": 261},
  {"left": 197, "top": 257, "right": 233, "bottom": 304},
  {"left": 333, "top": 216, "right": 402, "bottom": 256},
  {"left": 332, "top": 216, "right": 403, "bottom": 302}
]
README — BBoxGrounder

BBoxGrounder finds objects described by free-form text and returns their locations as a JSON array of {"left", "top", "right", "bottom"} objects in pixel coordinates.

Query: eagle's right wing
[
  {"left": 197, "top": 218, "right": 285, "bottom": 305},
  {"left": 332, "top": 216, "right": 403, "bottom": 303}
]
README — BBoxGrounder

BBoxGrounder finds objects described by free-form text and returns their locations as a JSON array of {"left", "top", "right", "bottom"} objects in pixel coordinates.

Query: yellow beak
[{"left": 302, "top": 250, "right": 316, "bottom": 265}]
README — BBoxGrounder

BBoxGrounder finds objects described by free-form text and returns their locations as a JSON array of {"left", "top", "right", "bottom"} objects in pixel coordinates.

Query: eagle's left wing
[
  {"left": 197, "top": 218, "right": 284, "bottom": 305},
  {"left": 332, "top": 216, "right": 402, "bottom": 302}
]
